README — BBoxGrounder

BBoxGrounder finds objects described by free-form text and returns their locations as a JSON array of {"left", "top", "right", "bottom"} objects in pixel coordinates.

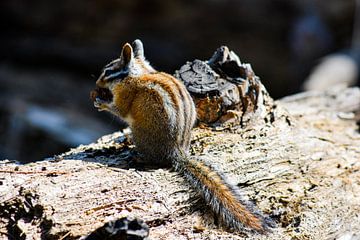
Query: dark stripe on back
[
  {"left": 161, "top": 73, "right": 194, "bottom": 148},
  {"left": 164, "top": 74, "right": 190, "bottom": 148},
  {"left": 140, "top": 74, "right": 184, "bottom": 142}
]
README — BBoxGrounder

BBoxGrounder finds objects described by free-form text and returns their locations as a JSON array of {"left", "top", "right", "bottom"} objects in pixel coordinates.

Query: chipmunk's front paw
[
  {"left": 90, "top": 87, "right": 113, "bottom": 111},
  {"left": 93, "top": 98, "right": 109, "bottom": 111}
]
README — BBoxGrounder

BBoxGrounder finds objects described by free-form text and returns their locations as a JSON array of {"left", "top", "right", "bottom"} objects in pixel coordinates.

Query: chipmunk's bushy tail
[{"left": 173, "top": 155, "right": 275, "bottom": 233}]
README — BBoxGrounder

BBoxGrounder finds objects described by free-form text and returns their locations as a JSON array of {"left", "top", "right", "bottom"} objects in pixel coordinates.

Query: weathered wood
[
  {"left": 1, "top": 48, "right": 360, "bottom": 239},
  {"left": 175, "top": 46, "right": 278, "bottom": 127}
]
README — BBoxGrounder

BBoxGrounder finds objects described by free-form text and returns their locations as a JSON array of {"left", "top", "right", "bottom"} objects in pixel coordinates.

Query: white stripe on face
[
  {"left": 104, "top": 69, "right": 129, "bottom": 81},
  {"left": 101, "top": 58, "right": 129, "bottom": 81}
]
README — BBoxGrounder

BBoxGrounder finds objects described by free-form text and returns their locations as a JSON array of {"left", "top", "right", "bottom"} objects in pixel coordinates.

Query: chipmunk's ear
[
  {"left": 132, "top": 39, "right": 145, "bottom": 59},
  {"left": 120, "top": 43, "right": 133, "bottom": 66}
]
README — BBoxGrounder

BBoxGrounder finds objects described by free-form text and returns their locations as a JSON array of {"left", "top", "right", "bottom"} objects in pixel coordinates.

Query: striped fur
[{"left": 93, "top": 39, "right": 274, "bottom": 233}]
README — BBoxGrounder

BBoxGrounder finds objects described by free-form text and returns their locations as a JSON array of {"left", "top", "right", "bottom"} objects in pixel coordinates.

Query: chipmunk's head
[
  {"left": 96, "top": 39, "right": 155, "bottom": 88},
  {"left": 91, "top": 39, "right": 155, "bottom": 109}
]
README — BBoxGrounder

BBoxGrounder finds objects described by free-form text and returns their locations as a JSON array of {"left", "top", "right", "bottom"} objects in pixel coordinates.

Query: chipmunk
[{"left": 90, "top": 39, "right": 274, "bottom": 233}]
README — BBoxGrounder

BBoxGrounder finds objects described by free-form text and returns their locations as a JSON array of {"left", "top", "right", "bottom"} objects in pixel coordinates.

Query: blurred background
[{"left": 0, "top": 0, "right": 359, "bottom": 162}]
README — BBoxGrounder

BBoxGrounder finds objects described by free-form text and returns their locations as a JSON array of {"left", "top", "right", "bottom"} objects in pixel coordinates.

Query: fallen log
[{"left": 1, "top": 47, "right": 359, "bottom": 240}]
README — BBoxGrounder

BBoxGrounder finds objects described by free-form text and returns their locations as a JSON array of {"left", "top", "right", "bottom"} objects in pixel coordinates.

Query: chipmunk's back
[{"left": 112, "top": 72, "right": 196, "bottom": 164}]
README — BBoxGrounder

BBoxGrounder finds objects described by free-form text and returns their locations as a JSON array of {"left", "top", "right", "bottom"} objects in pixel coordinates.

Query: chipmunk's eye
[
  {"left": 104, "top": 68, "right": 118, "bottom": 76},
  {"left": 103, "top": 68, "right": 129, "bottom": 81}
]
